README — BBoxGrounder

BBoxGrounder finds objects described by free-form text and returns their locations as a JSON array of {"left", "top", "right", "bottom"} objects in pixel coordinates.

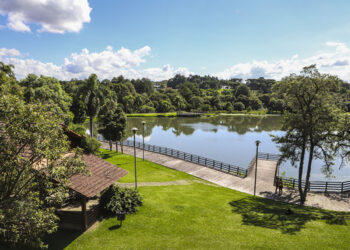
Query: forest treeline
[{"left": 1, "top": 62, "right": 350, "bottom": 126}]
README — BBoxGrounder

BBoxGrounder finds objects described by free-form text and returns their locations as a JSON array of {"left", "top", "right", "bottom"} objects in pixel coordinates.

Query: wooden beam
[{"left": 81, "top": 197, "right": 88, "bottom": 230}]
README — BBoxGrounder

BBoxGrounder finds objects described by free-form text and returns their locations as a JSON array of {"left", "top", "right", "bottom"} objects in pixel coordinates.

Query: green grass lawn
[
  {"left": 98, "top": 149, "right": 194, "bottom": 183},
  {"left": 48, "top": 150, "right": 350, "bottom": 250}
]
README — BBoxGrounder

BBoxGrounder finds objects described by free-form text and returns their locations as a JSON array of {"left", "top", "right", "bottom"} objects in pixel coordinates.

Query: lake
[{"left": 89, "top": 115, "right": 350, "bottom": 181}]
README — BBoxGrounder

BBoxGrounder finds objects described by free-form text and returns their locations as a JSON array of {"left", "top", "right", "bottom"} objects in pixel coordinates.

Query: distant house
[{"left": 221, "top": 85, "right": 231, "bottom": 90}]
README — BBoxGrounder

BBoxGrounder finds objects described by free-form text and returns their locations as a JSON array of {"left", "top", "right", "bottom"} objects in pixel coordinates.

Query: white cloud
[
  {"left": 0, "top": 0, "right": 92, "bottom": 33},
  {"left": 141, "top": 64, "right": 193, "bottom": 81},
  {"left": 0, "top": 48, "right": 21, "bottom": 58},
  {"left": 217, "top": 41, "right": 350, "bottom": 81},
  {"left": 2, "top": 41, "right": 350, "bottom": 82},
  {"left": 0, "top": 46, "right": 192, "bottom": 81}
]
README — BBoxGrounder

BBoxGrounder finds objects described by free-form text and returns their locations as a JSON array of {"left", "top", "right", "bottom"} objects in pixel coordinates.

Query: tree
[
  {"left": 235, "top": 84, "right": 250, "bottom": 97},
  {"left": 167, "top": 74, "right": 186, "bottom": 89},
  {"left": 0, "top": 94, "right": 85, "bottom": 248},
  {"left": 272, "top": 65, "right": 345, "bottom": 205},
  {"left": 249, "top": 96, "right": 263, "bottom": 110},
  {"left": 20, "top": 74, "right": 73, "bottom": 124},
  {"left": 0, "top": 62, "right": 15, "bottom": 79},
  {"left": 98, "top": 100, "right": 126, "bottom": 152},
  {"left": 132, "top": 78, "right": 154, "bottom": 94},
  {"left": 234, "top": 102, "right": 245, "bottom": 111},
  {"left": 82, "top": 74, "right": 104, "bottom": 137}
]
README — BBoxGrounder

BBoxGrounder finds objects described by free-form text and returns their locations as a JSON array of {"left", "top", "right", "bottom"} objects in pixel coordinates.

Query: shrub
[
  {"left": 234, "top": 102, "right": 245, "bottom": 111},
  {"left": 99, "top": 185, "right": 142, "bottom": 215},
  {"left": 139, "top": 105, "right": 155, "bottom": 113},
  {"left": 80, "top": 136, "right": 101, "bottom": 154}
]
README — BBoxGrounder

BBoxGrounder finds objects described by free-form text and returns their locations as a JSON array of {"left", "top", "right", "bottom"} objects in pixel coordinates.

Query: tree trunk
[
  {"left": 115, "top": 141, "right": 118, "bottom": 153},
  {"left": 301, "top": 144, "right": 314, "bottom": 205},
  {"left": 89, "top": 115, "right": 93, "bottom": 138},
  {"left": 109, "top": 140, "right": 112, "bottom": 151},
  {"left": 120, "top": 140, "right": 124, "bottom": 154},
  {"left": 298, "top": 137, "right": 307, "bottom": 205}
]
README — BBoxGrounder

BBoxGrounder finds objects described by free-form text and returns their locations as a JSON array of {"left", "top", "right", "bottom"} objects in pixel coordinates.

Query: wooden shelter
[{"left": 58, "top": 126, "right": 128, "bottom": 230}]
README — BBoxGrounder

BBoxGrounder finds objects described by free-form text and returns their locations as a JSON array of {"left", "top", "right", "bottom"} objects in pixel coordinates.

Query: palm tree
[{"left": 82, "top": 74, "right": 104, "bottom": 138}]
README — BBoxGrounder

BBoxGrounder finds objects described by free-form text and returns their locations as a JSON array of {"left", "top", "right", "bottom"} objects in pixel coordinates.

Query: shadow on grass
[
  {"left": 109, "top": 224, "right": 121, "bottom": 230},
  {"left": 229, "top": 196, "right": 349, "bottom": 234},
  {"left": 44, "top": 228, "right": 83, "bottom": 250}
]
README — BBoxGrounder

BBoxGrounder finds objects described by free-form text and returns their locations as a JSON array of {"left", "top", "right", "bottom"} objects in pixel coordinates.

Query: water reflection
[
  {"left": 125, "top": 115, "right": 283, "bottom": 138},
  {"left": 87, "top": 115, "right": 350, "bottom": 181}
]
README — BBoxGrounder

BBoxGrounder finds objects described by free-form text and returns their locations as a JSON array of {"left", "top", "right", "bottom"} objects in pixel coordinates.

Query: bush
[
  {"left": 80, "top": 136, "right": 101, "bottom": 154},
  {"left": 99, "top": 185, "right": 142, "bottom": 215},
  {"left": 139, "top": 105, "right": 155, "bottom": 113},
  {"left": 234, "top": 102, "right": 245, "bottom": 111}
]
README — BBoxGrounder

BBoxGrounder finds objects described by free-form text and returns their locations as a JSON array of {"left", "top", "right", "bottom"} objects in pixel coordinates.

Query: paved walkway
[{"left": 102, "top": 143, "right": 350, "bottom": 211}]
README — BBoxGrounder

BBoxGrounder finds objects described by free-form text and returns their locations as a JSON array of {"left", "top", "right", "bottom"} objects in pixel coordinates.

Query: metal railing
[
  {"left": 120, "top": 140, "right": 248, "bottom": 178},
  {"left": 275, "top": 176, "right": 350, "bottom": 194}
]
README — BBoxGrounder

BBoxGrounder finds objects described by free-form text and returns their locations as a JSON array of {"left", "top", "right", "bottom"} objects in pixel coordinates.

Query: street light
[
  {"left": 132, "top": 127, "right": 138, "bottom": 189},
  {"left": 142, "top": 121, "right": 146, "bottom": 161},
  {"left": 254, "top": 140, "right": 261, "bottom": 196}
]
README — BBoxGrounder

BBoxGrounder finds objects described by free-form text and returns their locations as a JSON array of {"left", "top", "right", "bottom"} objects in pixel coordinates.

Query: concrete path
[{"left": 102, "top": 143, "right": 350, "bottom": 211}]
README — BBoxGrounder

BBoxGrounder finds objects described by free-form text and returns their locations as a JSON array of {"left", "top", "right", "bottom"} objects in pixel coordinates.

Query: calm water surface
[{"left": 90, "top": 115, "right": 350, "bottom": 181}]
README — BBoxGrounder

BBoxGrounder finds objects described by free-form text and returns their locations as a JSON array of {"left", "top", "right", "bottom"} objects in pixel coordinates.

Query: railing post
[
  {"left": 293, "top": 179, "right": 295, "bottom": 189},
  {"left": 341, "top": 182, "right": 344, "bottom": 194},
  {"left": 236, "top": 168, "right": 239, "bottom": 176},
  {"left": 177, "top": 151, "right": 179, "bottom": 158},
  {"left": 205, "top": 158, "right": 207, "bottom": 166},
  {"left": 213, "top": 160, "right": 215, "bottom": 168},
  {"left": 184, "top": 153, "right": 186, "bottom": 160},
  {"left": 220, "top": 162, "right": 222, "bottom": 170},
  {"left": 198, "top": 156, "right": 200, "bottom": 164},
  {"left": 191, "top": 154, "right": 192, "bottom": 162},
  {"left": 267, "top": 153, "right": 269, "bottom": 160},
  {"left": 228, "top": 165, "right": 231, "bottom": 173},
  {"left": 325, "top": 182, "right": 328, "bottom": 193}
]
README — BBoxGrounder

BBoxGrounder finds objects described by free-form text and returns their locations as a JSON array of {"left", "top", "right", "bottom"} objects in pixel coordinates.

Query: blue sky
[{"left": 1, "top": 0, "right": 350, "bottom": 81}]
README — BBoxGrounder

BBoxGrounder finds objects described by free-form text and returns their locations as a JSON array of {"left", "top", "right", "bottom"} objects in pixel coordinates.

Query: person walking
[{"left": 278, "top": 178, "right": 284, "bottom": 195}]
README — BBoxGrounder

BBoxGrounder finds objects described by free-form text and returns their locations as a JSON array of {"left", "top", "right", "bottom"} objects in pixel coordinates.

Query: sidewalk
[{"left": 102, "top": 143, "right": 350, "bottom": 211}]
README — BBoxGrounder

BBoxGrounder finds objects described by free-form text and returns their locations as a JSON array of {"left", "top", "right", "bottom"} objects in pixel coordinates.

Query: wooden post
[
  {"left": 325, "top": 182, "right": 328, "bottom": 193},
  {"left": 81, "top": 197, "right": 88, "bottom": 230},
  {"left": 220, "top": 162, "right": 223, "bottom": 170},
  {"left": 191, "top": 154, "right": 192, "bottom": 162},
  {"left": 293, "top": 179, "right": 295, "bottom": 189},
  {"left": 341, "top": 182, "right": 344, "bottom": 194},
  {"left": 205, "top": 158, "right": 207, "bottom": 166}
]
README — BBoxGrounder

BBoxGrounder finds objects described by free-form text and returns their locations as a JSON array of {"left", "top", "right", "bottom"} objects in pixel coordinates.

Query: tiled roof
[{"left": 69, "top": 154, "right": 128, "bottom": 198}]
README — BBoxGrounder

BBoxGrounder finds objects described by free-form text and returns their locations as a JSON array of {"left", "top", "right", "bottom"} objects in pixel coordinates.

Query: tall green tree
[
  {"left": 0, "top": 94, "right": 85, "bottom": 248},
  {"left": 98, "top": 100, "right": 127, "bottom": 152},
  {"left": 19, "top": 74, "right": 73, "bottom": 124},
  {"left": 82, "top": 74, "right": 104, "bottom": 137},
  {"left": 272, "top": 65, "right": 345, "bottom": 205}
]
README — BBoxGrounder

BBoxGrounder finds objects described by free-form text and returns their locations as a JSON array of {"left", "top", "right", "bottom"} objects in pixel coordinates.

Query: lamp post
[
  {"left": 132, "top": 127, "right": 138, "bottom": 189},
  {"left": 254, "top": 140, "right": 261, "bottom": 196},
  {"left": 142, "top": 121, "right": 146, "bottom": 161}
]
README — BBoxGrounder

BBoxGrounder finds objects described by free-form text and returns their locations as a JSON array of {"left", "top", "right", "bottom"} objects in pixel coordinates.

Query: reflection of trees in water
[{"left": 125, "top": 116, "right": 283, "bottom": 137}]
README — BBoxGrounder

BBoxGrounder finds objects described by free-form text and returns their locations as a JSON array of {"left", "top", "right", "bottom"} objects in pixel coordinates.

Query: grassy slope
[
  {"left": 50, "top": 150, "right": 350, "bottom": 250},
  {"left": 99, "top": 150, "right": 194, "bottom": 183}
]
